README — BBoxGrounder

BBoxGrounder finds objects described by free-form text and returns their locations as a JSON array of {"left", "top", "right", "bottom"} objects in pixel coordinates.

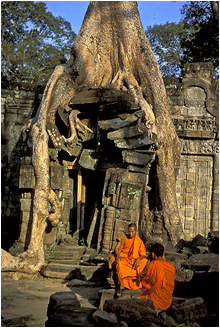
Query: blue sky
[{"left": 43, "top": 1, "right": 188, "bottom": 34}]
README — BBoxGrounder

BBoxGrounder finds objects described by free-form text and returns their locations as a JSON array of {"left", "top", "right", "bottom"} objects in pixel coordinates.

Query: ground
[{"left": 1, "top": 272, "right": 101, "bottom": 327}]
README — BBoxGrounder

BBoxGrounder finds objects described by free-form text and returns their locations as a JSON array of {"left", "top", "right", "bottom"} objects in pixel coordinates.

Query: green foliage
[
  {"left": 1, "top": 1, "right": 77, "bottom": 84},
  {"left": 145, "top": 1, "right": 219, "bottom": 77},
  {"left": 180, "top": 1, "right": 219, "bottom": 75},
  {"left": 79, "top": 238, "right": 86, "bottom": 246},
  {"left": 180, "top": 266, "right": 194, "bottom": 273},
  {"left": 146, "top": 21, "right": 186, "bottom": 77}
]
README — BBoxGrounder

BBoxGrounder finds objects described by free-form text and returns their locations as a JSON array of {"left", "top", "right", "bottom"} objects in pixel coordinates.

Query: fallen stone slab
[
  {"left": 191, "top": 234, "right": 208, "bottom": 249},
  {"left": 47, "top": 292, "right": 80, "bottom": 316},
  {"left": 158, "top": 311, "right": 179, "bottom": 327},
  {"left": 170, "top": 297, "right": 209, "bottom": 323},
  {"left": 46, "top": 306, "right": 96, "bottom": 327},
  {"left": 99, "top": 288, "right": 141, "bottom": 310},
  {"left": 92, "top": 309, "right": 118, "bottom": 326},
  {"left": 181, "top": 253, "right": 219, "bottom": 270},
  {"left": 103, "top": 298, "right": 163, "bottom": 326},
  {"left": 1, "top": 312, "right": 33, "bottom": 327}
]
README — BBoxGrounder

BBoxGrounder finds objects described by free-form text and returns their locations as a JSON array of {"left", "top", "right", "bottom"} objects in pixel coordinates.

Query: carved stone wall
[{"left": 1, "top": 63, "right": 219, "bottom": 249}]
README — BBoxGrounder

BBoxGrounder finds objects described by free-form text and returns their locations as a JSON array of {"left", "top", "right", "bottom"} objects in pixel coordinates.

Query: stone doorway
[
  {"left": 176, "top": 155, "right": 213, "bottom": 240},
  {"left": 68, "top": 169, "right": 105, "bottom": 245}
]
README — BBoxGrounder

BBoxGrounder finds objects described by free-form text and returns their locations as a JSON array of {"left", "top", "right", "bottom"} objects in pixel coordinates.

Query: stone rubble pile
[{"left": 45, "top": 231, "right": 219, "bottom": 327}]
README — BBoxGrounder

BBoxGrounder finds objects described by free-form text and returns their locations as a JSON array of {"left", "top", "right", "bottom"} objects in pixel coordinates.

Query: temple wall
[{"left": 1, "top": 63, "right": 219, "bottom": 248}]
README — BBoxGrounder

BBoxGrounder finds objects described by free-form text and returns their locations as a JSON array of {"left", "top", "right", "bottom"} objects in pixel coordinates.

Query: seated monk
[
  {"left": 113, "top": 223, "right": 148, "bottom": 297},
  {"left": 138, "top": 243, "right": 176, "bottom": 310}
]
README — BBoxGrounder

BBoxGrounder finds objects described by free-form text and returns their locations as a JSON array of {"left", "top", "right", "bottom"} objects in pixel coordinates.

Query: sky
[{"left": 43, "top": 1, "right": 188, "bottom": 34}]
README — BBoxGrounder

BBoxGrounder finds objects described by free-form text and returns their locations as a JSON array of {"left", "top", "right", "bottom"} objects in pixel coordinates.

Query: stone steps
[{"left": 41, "top": 262, "right": 109, "bottom": 282}]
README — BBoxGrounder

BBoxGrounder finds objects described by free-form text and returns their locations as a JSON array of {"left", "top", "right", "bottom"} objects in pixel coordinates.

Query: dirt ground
[{"left": 1, "top": 272, "right": 102, "bottom": 327}]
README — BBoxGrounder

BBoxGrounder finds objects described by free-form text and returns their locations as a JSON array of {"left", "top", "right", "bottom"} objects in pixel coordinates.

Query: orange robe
[
  {"left": 138, "top": 259, "right": 176, "bottom": 310},
  {"left": 116, "top": 234, "right": 148, "bottom": 290}
]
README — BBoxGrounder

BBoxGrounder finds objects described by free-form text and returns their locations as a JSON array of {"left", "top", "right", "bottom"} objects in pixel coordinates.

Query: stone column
[{"left": 211, "top": 152, "right": 219, "bottom": 231}]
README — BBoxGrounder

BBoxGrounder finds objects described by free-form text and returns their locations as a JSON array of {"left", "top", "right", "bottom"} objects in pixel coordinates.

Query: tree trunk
[{"left": 2, "top": 1, "right": 184, "bottom": 273}]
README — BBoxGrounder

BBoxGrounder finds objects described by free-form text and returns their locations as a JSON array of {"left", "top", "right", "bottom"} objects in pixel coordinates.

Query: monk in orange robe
[
  {"left": 138, "top": 243, "right": 176, "bottom": 310},
  {"left": 114, "top": 223, "right": 148, "bottom": 297}
]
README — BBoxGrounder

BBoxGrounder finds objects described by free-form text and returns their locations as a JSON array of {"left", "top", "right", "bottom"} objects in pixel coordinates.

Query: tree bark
[{"left": 2, "top": 1, "right": 184, "bottom": 273}]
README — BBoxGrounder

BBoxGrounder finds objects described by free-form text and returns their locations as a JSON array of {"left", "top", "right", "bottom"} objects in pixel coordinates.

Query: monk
[
  {"left": 114, "top": 223, "right": 148, "bottom": 297},
  {"left": 138, "top": 243, "right": 176, "bottom": 310}
]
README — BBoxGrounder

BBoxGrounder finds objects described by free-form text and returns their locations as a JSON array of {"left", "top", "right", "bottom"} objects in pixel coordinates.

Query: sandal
[{"left": 116, "top": 287, "right": 123, "bottom": 298}]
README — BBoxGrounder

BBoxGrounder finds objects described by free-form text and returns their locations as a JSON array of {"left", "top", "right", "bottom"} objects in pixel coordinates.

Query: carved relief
[{"left": 180, "top": 139, "right": 219, "bottom": 155}]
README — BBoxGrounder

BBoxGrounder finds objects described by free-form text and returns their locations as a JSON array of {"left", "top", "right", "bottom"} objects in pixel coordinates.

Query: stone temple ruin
[{"left": 1, "top": 62, "right": 219, "bottom": 254}]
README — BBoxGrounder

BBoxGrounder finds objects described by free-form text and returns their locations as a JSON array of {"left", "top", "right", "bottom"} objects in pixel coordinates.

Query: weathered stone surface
[
  {"left": 127, "top": 171, "right": 146, "bottom": 185},
  {"left": 47, "top": 292, "right": 80, "bottom": 315},
  {"left": 46, "top": 306, "right": 95, "bottom": 327},
  {"left": 1, "top": 312, "right": 33, "bottom": 327},
  {"left": 191, "top": 234, "right": 208, "bottom": 249},
  {"left": 181, "top": 253, "right": 219, "bottom": 270},
  {"left": 158, "top": 311, "right": 179, "bottom": 327},
  {"left": 69, "top": 89, "right": 99, "bottom": 105},
  {"left": 114, "top": 132, "right": 155, "bottom": 149},
  {"left": 92, "top": 309, "right": 118, "bottom": 326},
  {"left": 107, "top": 122, "right": 147, "bottom": 140},
  {"left": 103, "top": 298, "right": 162, "bottom": 326},
  {"left": 117, "top": 183, "right": 143, "bottom": 210},
  {"left": 171, "top": 297, "right": 209, "bottom": 323},
  {"left": 122, "top": 150, "right": 156, "bottom": 166},
  {"left": 118, "top": 208, "right": 140, "bottom": 222},
  {"left": 20, "top": 198, "right": 32, "bottom": 212},
  {"left": 98, "top": 115, "right": 138, "bottom": 130},
  {"left": 19, "top": 165, "right": 35, "bottom": 189},
  {"left": 196, "top": 246, "right": 209, "bottom": 254},
  {"left": 41, "top": 262, "right": 109, "bottom": 281},
  {"left": 127, "top": 165, "right": 148, "bottom": 173},
  {"left": 99, "top": 89, "right": 134, "bottom": 104},
  {"left": 175, "top": 270, "right": 194, "bottom": 283},
  {"left": 99, "top": 288, "right": 141, "bottom": 310},
  {"left": 79, "top": 149, "right": 98, "bottom": 170},
  {"left": 99, "top": 101, "right": 139, "bottom": 114},
  {"left": 50, "top": 165, "right": 64, "bottom": 189}
]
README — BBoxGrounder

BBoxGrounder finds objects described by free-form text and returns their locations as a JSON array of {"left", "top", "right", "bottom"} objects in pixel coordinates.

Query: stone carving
[
  {"left": 180, "top": 139, "right": 219, "bottom": 155},
  {"left": 173, "top": 117, "right": 217, "bottom": 138}
]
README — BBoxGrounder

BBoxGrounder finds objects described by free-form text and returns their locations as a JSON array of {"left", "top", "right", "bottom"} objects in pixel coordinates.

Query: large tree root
[{"left": 111, "top": 70, "right": 157, "bottom": 135}]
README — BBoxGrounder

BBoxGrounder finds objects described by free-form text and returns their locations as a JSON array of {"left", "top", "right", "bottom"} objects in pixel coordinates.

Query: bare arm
[
  {"left": 133, "top": 255, "right": 147, "bottom": 269},
  {"left": 114, "top": 240, "right": 122, "bottom": 264}
]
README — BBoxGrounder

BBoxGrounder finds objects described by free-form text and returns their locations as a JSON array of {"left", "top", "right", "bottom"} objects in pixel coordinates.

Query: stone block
[
  {"left": 103, "top": 298, "right": 161, "bottom": 327},
  {"left": 98, "top": 115, "right": 138, "bottom": 131},
  {"left": 117, "top": 183, "right": 143, "bottom": 210},
  {"left": 127, "top": 171, "right": 146, "bottom": 185},
  {"left": 79, "top": 149, "right": 98, "bottom": 170},
  {"left": 92, "top": 309, "right": 118, "bottom": 326},
  {"left": 114, "top": 133, "right": 154, "bottom": 149},
  {"left": 20, "top": 198, "right": 32, "bottom": 212},
  {"left": 19, "top": 165, "right": 35, "bottom": 188},
  {"left": 99, "top": 288, "right": 141, "bottom": 310},
  {"left": 118, "top": 208, "right": 140, "bottom": 222},
  {"left": 181, "top": 253, "right": 219, "bottom": 271},
  {"left": 171, "top": 297, "right": 209, "bottom": 323},
  {"left": 50, "top": 165, "right": 64, "bottom": 189},
  {"left": 122, "top": 150, "right": 155, "bottom": 166},
  {"left": 107, "top": 122, "right": 147, "bottom": 140}
]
